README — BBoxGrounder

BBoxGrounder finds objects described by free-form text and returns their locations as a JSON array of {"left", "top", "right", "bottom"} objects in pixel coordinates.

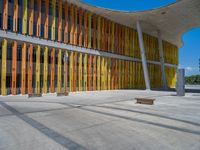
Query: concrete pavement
[{"left": 0, "top": 90, "right": 199, "bottom": 150}]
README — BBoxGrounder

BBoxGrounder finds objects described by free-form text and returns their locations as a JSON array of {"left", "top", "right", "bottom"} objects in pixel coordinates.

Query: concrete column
[
  {"left": 158, "top": 31, "right": 168, "bottom": 89},
  {"left": 136, "top": 20, "right": 150, "bottom": 90}
]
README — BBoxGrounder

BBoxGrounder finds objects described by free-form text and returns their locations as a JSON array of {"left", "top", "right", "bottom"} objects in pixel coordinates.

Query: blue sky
[{"left": 82, "top": 0, "right": 200, "bottom": 76}]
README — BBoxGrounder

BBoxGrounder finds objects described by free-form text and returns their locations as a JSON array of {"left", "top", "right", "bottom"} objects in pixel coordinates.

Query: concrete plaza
[{"left": 0, "top": 90, "right": 199, "bottom": 150}]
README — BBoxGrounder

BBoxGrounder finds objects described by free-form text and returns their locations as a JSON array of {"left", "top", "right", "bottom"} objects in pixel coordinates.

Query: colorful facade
[{"left": 0, "top": 0, "right": 178, "bottom": 95}]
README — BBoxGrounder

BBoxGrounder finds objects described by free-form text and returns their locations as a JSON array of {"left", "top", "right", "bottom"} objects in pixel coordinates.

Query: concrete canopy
[{"left": 68, "top": 0, "right": 200, "bottom": 48}]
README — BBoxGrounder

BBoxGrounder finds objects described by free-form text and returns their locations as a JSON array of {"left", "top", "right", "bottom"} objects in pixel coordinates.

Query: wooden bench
[
  {"left": 135, "top": 98, "right": 155, "bottom": 105},
  {"left": 28, "top": 93, "right": 42, "bottom": 98},
  {"left": 57, "top": 92, "right": 69, "bottom": 97}
]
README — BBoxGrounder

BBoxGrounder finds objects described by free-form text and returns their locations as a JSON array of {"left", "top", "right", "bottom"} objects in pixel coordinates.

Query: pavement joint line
[
  {"left": 76, "top": 107, "right": 200, "bottom": 136},
  {"left": 96, "top": 105, "right": 200, "bottom": 127},
  {"left": 0, "top": 101, "right": 87, "bottom": 150}
]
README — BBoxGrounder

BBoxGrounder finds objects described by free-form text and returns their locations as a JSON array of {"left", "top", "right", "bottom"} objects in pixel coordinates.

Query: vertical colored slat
[
  {"left": 115, "top": 59, "right": 118, "bottom": 89},
  {"left": 101, "top": 18, "right": 105, "bottom": 51},
  {"left": 1, "top": 39, "right": 7, "bottom": 95},
  {"left": 70, "top": 4, "right": 74, "bottom": 45},
  {"left": 64, "top": 2, "right": 69, "bottom": 43},
  {"left": 78, "top": 53, "right": 82, "bottom": 91},
  {"left": 35, "top": 45, "right": 41, "bottom": 94},
  {"left": 111, "top": 59, "right": 115, "bottom": 90},
  {"left": 50, "top": 48, "right": 55, "bottom": 93},
  {"left": 97, "top": 16, "right": 101, "bottom": 50},
  {"left": 74, "top": 6, "right": 78, "bottom": 45},
  {"left": 28, "top": 44, "right": 33, "bottom": 95},
  {"left": 21, "top": 43, "right": 26, "bottom": 95},
  {"left": 58, "top": 0, "right": 62, "bottom": 42},
  {"left": 88, "top": 13, "right": 92, "bottom": 48},
  {"left": 97, "top": 56, "right": 101, "bottom": 90},
  {"left": 84, "top": 54, "right": 88, "bottom": 91},
  {"left": 3, "top": 0, "right": 8, "bottom": 30},
  {"left": 93, "top": 56, "right": 97, "bottom": 91},
  {"left": 107, "top": 20, "right": 111, "bottom": 52},
  {"left": 111, "top": 22, "right": 115, "bottom": 53},
  {"left": 121, "top": 61, "right": 124, "bottom": 88},
  {"left": 93, "top": 15, "right": 97, "bottom": 49},
  {"left": 104, "top": 58, "right": 107, "bottom": 90},
  {"left": 36, "top": 0, "right": 41, "bottom": 37},
  {"left": 70, "top": 52, "right": 74, "bottom": 92},
  {"left": 118, "top": 60, "right": 121, "bottom": 89},
  {"left": 73, "top": 52, "right": 77, "bottom": 91},
  {"left": 57, "top": 49, "right": 62, "bottom": 93},
  {"left": 104, "top": 19, "right": 108, "bottom": 51},
  {"left": 64, "top": 51, "right": 68, "bottom": 92},
  {"left": 88, "top": 55, "right": 92, "bottom": 91},
  {"left": 78, "top": 8, "right": 83, "bottom": 47},
  {"left": 28, "top": 0, "right": 34, "bottom": 35},
  {"left": 44, "top": 0, "right": 49, "bottom": 39},
  {"left": 51, "top": 0, "right": 56, "bottom": 40},
  {"left": 101, "top": 57, "right": 105, "bottom": 90},
  {"left": 13, "top": 0, "right": 18, "bottom": 32},
  {"left": 22, "top": 0, "right": 27, "bottom": 34},
  {"left": 107, "top": 58, "right": 111, "bottom": 90},
  {"left": 115, "top": 24, "right": 118, "bottom": 53},
  {"left": 84, "top": 11, "right": 88, "bottom": 48},
  {"left": 43, "top": 46, "right": 48, "bottom": 93},
  {"left": 12, "top": 41, "right": 17, "bottom": 95}
]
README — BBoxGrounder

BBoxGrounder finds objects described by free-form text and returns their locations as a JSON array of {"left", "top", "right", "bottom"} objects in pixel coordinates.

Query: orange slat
[
  {"left": 28, "top": 0, "right": 34, "bottom": 35},
  {"left": 93, "top": 56, "right": 97, "bottom": 91},
  {"left": 64, "top": 2, "right": 69, "bottom": 43},
  {"left": 44, "top": 0, "right": 49, "bottom": 39},
  {"left": 13, "top": 0, "right": 18, "bottom": 32},
  {"left": 21, "top": 43, "right": 27, "bottom": 95},
  {"left": 28, "top": 44, "right": 33, "bottom": 94},
  {"left": 93, "top": 15, "right": 97, "bottom": 49},
  {"left": 36, "top": 0, "right": 41, "bottom": 37},
  {"left": 12, "top": 41, "right": 17, "bottom": 95},
  {"left": 78, "top": 8, "right": 83, "bottom": 47},
  {"left": 50, "top": 48, "right": 55, "bottom": 93},
  {"left": 3, "top": 0, "right": 8, "bottom": 30}
]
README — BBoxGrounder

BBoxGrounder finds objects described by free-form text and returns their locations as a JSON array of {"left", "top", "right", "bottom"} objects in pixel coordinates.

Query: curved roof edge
[{"left": 67, "top": 0, "right": 200, "bottom": 48}]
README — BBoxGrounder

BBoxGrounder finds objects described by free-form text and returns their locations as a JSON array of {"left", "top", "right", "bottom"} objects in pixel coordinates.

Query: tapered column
[
  {"left": 1, "top": 39, "right": 7, "bottom": 95},
  {"left": 136, "top": 20, "right": 150, "bottom": 90},
  {"left": 64, "top": 51, "right": 68, "bottom": 93},
  {"left": 50, "top": 48, "right": 55, "bottom": 93},
  {"left": 28, "top": 0, "right": 34, "bottom": 35},
  {"left": 57, "top": 49, "right": 62, "bottom": 93},
  {"left": 84, "top": 54, "right": 88, "bottom": 91},
  {"left": 58, "top": 0, "right": 62, "bottom": 42},
  {"left": 158, "top": 31, "right": 168, "bottom": 89},
  {"left": 35, "top": 45, "right": 41, "bottom": 94},
  {"left": 22, "top": 0, "right": 27, "bottom": 34},
  {"left": 12, "top": 41, "right": 17, "bottom": 95},
  {"left": 78, "top": 53, "right": 82, "bottom": 91},
  {"left": 3, "top": 0, "right": 8, "bottom": 30},
  {"left": 43, "top": 46, "right": 48, "bottom": 93},
  {"left": 97, "top": 56, "right": 101, "bottom": 90},
  {"left": 36, "top": 0, "right": 41, "bottom": 37},
  {"left": 21, "top": 43, "right": 26, "bottom": 95},
  {"left": 93, "top": 56, "right": 97, "bottom": 91},
  {"left": 78, "top": 8, "right": 83, "bottom": 47},
  {"left": 28, "top": 44, "right": 33, "bottom": 95},
  {"left": 44, "top": 0, "right": 49, "bottom": 39},
  {"left": 51, "top": 0, "right": 56, "bottom": 40},
  {"left": 13, "top": 0, "right": 18, "bottom": 32},
  {"left": 64, "top": 2, "right": 69, "bottom": 43}
]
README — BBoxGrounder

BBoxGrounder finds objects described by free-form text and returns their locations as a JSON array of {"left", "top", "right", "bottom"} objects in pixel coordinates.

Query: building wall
[{"left": 0, "top": 0, "right": 178, "bottom": 95}]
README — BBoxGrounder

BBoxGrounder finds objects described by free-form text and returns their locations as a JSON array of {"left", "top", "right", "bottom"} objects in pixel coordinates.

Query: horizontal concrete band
[{"left": 0, "top": 30, "right": 177, "bottom": 68}]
